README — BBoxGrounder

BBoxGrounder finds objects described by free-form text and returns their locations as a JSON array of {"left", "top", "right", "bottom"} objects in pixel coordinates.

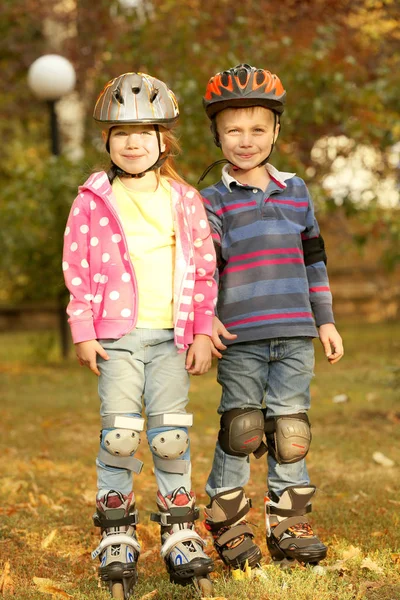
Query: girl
[{"left": 62, "top": 72, "right": 216, "bottom": 599}]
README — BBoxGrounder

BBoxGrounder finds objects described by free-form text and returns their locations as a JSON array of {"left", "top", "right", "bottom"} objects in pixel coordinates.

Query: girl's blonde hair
[{"left": 158, "top": 127, "right": 186, "bottom": 185}]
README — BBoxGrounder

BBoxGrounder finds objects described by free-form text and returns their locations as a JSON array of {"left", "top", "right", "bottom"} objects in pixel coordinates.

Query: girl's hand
[
  {"left": 211, "top": 316, "right": 237, "bottom": 358},
  {"left": 186, "top": 334, "right": 212, "bottom": 375},
  {"left": 75, "top": 340, "right": 109, "bottom": 376},
  {"left": 318, "top": 323, "right": 344, "bottom": 364}
]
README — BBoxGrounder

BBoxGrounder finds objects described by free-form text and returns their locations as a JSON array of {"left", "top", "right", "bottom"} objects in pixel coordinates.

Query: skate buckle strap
[
  {"left": 152, "top": 455, "right": 190, "bottom": 474},
  {"left": 223, "top": 537, "right": 256, "bottom": 563},
  {"left": 91, "top": 533, "right": 141, "bottom": 560},
  {"left": 271, "top": 516, "right": 309, "bottom": 540},
  {"left": 147, "top": 413, "right": 193, "bottom": 428},
  {"left": 160, "top": 528, "right": 205, "bottom": 559},
  {"left": 267, "top": 504, "right": 312, "bottom": 518},
  {"left": 208, "top": 498, "right": 252, "bottom": 532},
  {"left": 97, "top": 447, "right": 144, "bottom": 474},
  {"left": 101, "top": 415, "right": 145, "bottom": 430},
  {"left": 253, "top": 441, "right": 268, "bottom": 459},
  {"left": 150, "top": 506, "right": 199, "bottom": 526},
  {"left": 215, "top": 523, "right": 254, "bottom": 548},
  {"left": 93, "top": 508, "right": 139, "bottom": 529}
]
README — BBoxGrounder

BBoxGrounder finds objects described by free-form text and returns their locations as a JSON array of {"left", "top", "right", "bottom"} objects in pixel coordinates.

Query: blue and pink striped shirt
[{"left": 201, "top": 163, "right": 334, "bottom": 344}]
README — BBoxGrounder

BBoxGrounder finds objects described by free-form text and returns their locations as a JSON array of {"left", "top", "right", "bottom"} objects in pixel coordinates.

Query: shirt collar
[{"left": 221, "top": 162, "right": 296, "bottom": 192}]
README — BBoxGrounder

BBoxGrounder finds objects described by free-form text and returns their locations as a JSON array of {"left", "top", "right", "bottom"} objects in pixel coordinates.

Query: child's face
[
  {"left": 105, "top": 124, "right": 166, "bottom": 174},
  {"left": 216, "top": 107, "right": 279, "bottom": 171}
]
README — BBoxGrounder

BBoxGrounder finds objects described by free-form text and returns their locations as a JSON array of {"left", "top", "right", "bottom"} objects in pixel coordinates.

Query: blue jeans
[
  {"left": 97, "top": 329, "right": 190, "bottom": 497},
  {"left": 206, "top": 337, "right": 314, "bottom": 499}
]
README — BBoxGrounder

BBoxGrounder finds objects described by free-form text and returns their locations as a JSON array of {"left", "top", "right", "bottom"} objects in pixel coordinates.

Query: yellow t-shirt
[{"left": 112, "top": 177, "right": 175, "bottom": 328}]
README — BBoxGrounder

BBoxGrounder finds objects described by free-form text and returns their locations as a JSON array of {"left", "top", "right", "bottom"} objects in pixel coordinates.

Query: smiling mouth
[{"left": 122, "top": 155, "right": 146, "bottom": 159}]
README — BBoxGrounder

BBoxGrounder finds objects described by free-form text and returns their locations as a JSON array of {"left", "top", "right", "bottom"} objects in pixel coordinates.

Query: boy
[{"left": 200, "top": 64, "right": 343, "bottom": 570}]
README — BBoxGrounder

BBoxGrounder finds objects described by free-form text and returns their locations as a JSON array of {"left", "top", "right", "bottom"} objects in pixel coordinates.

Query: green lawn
[{"left": 0, "top": 323, "right": 399, "bottom": 599}]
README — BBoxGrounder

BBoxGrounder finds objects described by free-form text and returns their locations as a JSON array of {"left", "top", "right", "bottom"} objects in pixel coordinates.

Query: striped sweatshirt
[{"left": 200, "top": 163, "right": 334, "bottom": 344}]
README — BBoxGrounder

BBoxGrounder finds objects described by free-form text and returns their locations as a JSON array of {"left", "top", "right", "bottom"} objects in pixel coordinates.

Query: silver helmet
[{"left": 93, "top": 72, "right": 179, "bottom": 128}]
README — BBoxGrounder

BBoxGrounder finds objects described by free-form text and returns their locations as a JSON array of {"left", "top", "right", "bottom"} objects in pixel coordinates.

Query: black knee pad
[
  {"left": 218, "top": 408, "right": 265, "bottom": 457},
  {"left": 264, "top": 413, "right": 311, "bottom": 464}
]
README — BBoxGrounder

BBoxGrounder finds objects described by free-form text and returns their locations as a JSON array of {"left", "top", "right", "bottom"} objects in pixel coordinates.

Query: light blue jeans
[
  {"left": 206, "top": 337, "right": 314, "bottom": 499},
  {"left": 96, "top": 328, "right": 190, "bottom": 497}
]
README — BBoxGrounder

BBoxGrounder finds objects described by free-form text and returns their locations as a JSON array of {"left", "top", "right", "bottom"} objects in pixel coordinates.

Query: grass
[{"left": 0, "top": 322, "right": 399, "bottom": 599}]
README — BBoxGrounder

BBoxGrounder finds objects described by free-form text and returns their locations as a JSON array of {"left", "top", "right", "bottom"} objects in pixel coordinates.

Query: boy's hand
[
  {"left": 186, "top": 334, "right": 212, "bottom": 375},
  {"left": 318, "top": 323, "right": 344, "bottom": 364},
  {"left": 211, "top": 316, "right": 237, "bottom": 358},
  {"left": 75, "top": 340, "right": 109, "bottom": 376}
]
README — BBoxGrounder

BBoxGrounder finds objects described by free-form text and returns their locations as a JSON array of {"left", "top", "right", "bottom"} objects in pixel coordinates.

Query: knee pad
[
  {"left": 265, "top": 413, "right": 311, "bottom": 464},
  {"left": 147, "top": 413, "right": 193, "bottom": 475},
  {"left": 218, "top": 408, "right": 265, "bottom": 457},
  {"left": 98, "top": 414, "right": 145, "bottom": 474}
]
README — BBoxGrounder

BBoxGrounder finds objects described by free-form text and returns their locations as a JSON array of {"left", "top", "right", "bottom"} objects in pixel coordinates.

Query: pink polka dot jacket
[{"left": 62, "top": 172, "right": 217, "bottom": 351}]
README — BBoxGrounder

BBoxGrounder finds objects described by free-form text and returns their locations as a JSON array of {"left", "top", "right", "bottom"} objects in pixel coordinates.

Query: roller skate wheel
[
  {"left": 194, "top": 576, "right": 213, "bottom": 597},
  {"left": 111, "top": 581, "right": 125, "bottom": 599}
]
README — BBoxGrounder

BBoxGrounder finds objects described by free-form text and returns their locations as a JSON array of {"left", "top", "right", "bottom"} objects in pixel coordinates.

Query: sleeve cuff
[
  {"left": 314, "top": 304, "right": 335, "bottom": 327},
  {"left": 193, "top": 313, "right": 213, "bottom": 337},
  {"left": 69, "top": 319, "right": 97, "bottom": 344}
]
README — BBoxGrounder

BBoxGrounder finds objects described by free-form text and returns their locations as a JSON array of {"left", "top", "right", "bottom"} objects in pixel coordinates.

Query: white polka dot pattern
[{"left": 63, "top": 173, "right": 216, "bottom": 349}]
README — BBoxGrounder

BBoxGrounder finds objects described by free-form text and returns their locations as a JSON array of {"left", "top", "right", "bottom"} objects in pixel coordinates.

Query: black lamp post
[{"left": 28, "top": 54, "right": 76, "bottom": 359}]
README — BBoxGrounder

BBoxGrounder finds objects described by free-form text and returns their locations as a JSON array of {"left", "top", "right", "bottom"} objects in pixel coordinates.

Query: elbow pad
[{"left": 302, "top": 235, "right": 327, "bottom": 266}]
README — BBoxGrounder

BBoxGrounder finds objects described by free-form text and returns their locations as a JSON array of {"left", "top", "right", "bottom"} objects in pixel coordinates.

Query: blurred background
[{"left": 1, "top": 0, "right": 399, "bottom": 358}]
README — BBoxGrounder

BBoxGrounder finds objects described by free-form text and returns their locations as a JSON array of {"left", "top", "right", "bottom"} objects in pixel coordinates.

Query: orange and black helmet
[{"left": 203, "top": 64, "right": 286, "bottom": 119}]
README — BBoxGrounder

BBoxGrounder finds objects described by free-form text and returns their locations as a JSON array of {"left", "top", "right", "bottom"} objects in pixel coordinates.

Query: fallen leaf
[
  {"left": 28, "top": 492, "right": 38, "bottom": 507},
  {"left": 325, "top": 560, "right": 349, "bottom": 573},
  {"left": 356, "top": 581, "right": 383, "bottom": 599},
  {"left": 332, "top": 393, "right": 349, "bottom": 403},
  {"left": 0, "top": 561, "right": 15, "bottom": 595},
  {"left": 391, "top": 553, "right": 400, "bottom": 565},
  {"left": 342, "top": 545, "right": 361, "bottom": 561},
  {"left": 39, "top": 494, "right": 51, "bottom": 506},
  {"left": 140, "top": 550, "right": 153, "bottom": 560},
  {"left": 360, "top": 557, "right": 384, "bottom": 574},
  {"left": 139, "top": 591, "right": 158, "bottom": 600},
  {"left": 372, "top": 452, "right": 395, "bottom": 467},
  {"left": 41, "top": 529, "right": 58, "bottom": 549},
  {"left": 33, "top": 577, "right": 72, "bottom": 598},
  {"left": 81, "top": 491, "right": 96, "bottom": 506}
]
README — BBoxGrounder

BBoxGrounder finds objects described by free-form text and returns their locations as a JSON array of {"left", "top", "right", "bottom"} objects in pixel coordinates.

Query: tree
[{"left": 1, "top": 0, "right": 399, "bottom": 314}]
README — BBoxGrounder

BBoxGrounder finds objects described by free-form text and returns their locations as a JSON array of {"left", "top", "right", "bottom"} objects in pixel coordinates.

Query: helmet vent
[
  {"left": 221, "top": 72, "right": 230, "bottom": 86},
  {"left": 132, "top": 86, "right": 141, "bottom": 94},
  {"left": 256, "top": 70, "right": 265, "bottom": 85},
  {"left": 113, "top": 87, "right": 124, "bottom": 104},
  {"left": 150, "top": 89, "right": 159, "bottom": 103},
  {"left": 237, "top": 68, "right": 248, "bottom": 85}
]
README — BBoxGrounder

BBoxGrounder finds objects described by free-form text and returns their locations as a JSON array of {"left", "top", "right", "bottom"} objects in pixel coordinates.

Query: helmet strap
[{"left": 199, "top": 113, "right": 280, "bottom": 184}]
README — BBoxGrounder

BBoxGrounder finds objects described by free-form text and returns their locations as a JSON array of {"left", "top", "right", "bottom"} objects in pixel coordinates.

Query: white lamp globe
[{"left": 28, "top": 54, "right": 76, "bottom": 101}]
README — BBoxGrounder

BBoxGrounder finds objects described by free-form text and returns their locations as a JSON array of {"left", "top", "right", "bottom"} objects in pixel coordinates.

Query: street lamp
[
  {"left": 28, "top": 54, "right": 76, "bottom": 358},
  {"left": 28, "top": 54, "right": 76, "bottom": 155}
]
